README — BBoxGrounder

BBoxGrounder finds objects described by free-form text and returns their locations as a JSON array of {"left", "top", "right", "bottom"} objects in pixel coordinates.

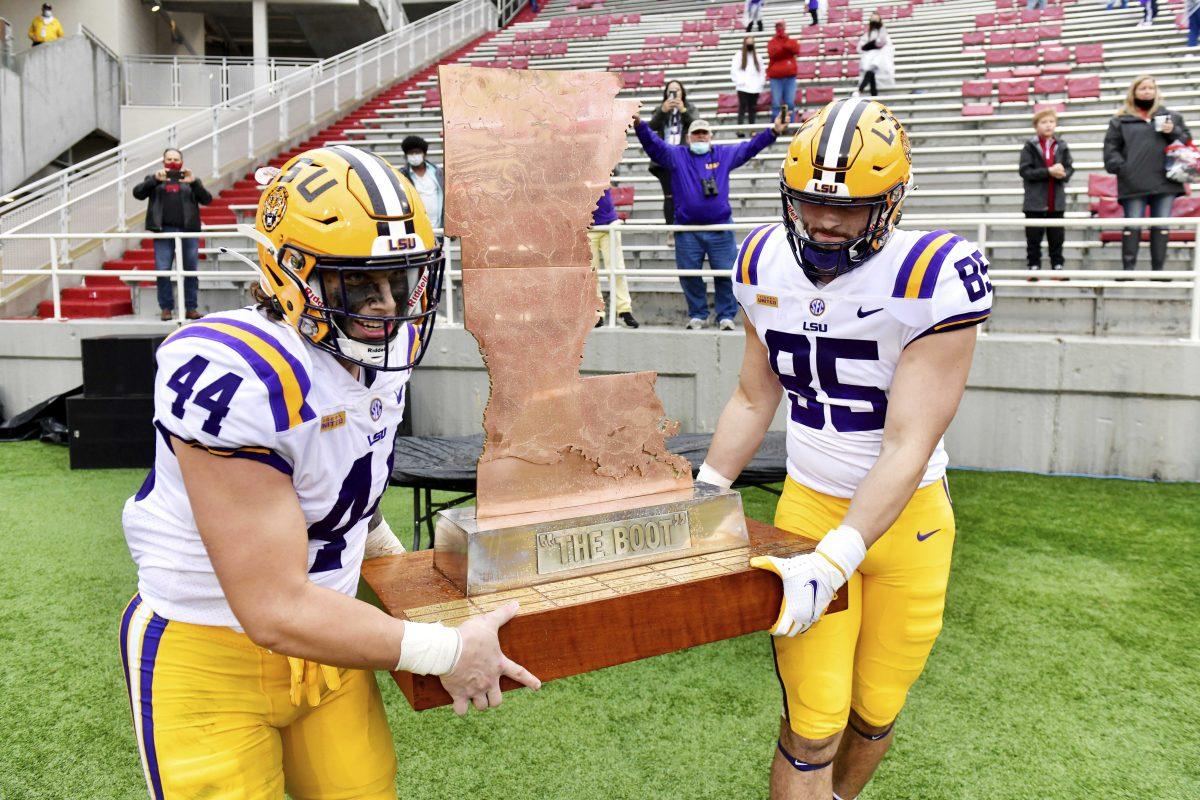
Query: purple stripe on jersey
[
  {"left": 167, "top": 327, "right": 291, "bottom": 432},
  {"left": 907, "top": 309, "right": 991, "bottom": 345},
  {"left": 118, "top": 595, "right": 142, "bottom": 716},
  {"left": 892, "top": 230, "right": 943, "bottom": 298},
  {"left": 133, "top": 468, "right": 156, "bottom": 501},
  {"left": 152, "top": 420, "right": 177, "bottom": 452},
  {"left": 226, "top": 448, "right": 294, "bottom": 476},
  {"left": 917, "top": 236, "right": 963, "bottom": 299},
  {"left": 747, "top": 224, "right": 775, "bottom": 285},
  {"left": 736, "top": 224, "right": 772, "bottom": 283},
  {"left": 203, "top": 316, "right": 313, "bottom": 397},
  {"left": 139, "top": 612, "right": 169, "bottom": 800}
]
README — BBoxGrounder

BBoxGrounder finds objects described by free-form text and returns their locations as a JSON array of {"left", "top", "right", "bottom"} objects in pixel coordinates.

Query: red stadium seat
[
  {"left": 1044, "top": 7, "right": 1064, "bottom": 19},
  {"left": 963, "top": 31, "right": 987, "bottom": 45},
  {"left": 805, "top": 86, "right": 835, "bottom": 105},
  {"left": 1012, "top": 48, "right": 1039, "bottom": 64},
  {"left": 717, "top": 93, "right": 739, "bottom": 115},
  {"left": 1075, "top": 43, "right": 1104, "bottom": 64},
  {"left": 985, "top": 69, "right": 1014, "bottom": 80},
  {"left": 829, "top": 9, "right": 848, "bottom": 22},
  {"left": 609, "top": 53, "right": 629, "bottom": 68},
  {"left": 844, "top": 22, "right": 865, "bottom": 36},
  {"left": 845, "top": 61, "right": 860, "bottom": 77},
  {"left": 998, "top": 79, "right": 1030, "bottom": 104},
  {"left": 824, "top": 40, "right": 848, "bottom": 56},
  {"left": 681, "top": 32, "right": 702, "bottom": 44},
  {"left": 700, "top": 34, "right": 720, "bottom": 48},
  {"left": 819, "top": 24, "right": 843, "bottom": 37},
  {"left": 1038, "top": 24, "right": 1062, "bottom": 38},
  {"left": 997, "top": 11, "right": 1019, "bottom": 24},
  {"left": 1012, "top": 65, "right": 1042, "bottom": 78},
  {"left": 962, "top": 103, "right": 996, "bottom": 117},
  {"left": 991, "top": 29, "right": 1017, "bottom": 45},
  {"left": 817, "top": 62, "right": 842, "bottom": 79},
  {"left": 663, "top": 34, "right": 682, "bottom": 46},
  {"left": 975, "top": 12, "right": 996, "bottom": 26},
  {"left": 962, "top": 80, "right": 994, "bottom": 98},
  {"left": 1019, "top": 9, "right": 1041, "bottom": 23},
  {"left": 644, "top": 35, "right": 663, "bottom": 47},
  {"left": 795, "top": 61, "right": 817, "bottom": 80},
  {"left": 756, "top": 91, "right": 772, "bottom": 112},
  {"left": 1067, "top": 74, "right": 1101, "bottom": 99},
  {"left": 985, "top": 49, "right": 1015, "bottom": 65},
  {"left": 641, "top": 71, "right": 664, "bottom": 88},
  {"left": 1033, "top": 102, "right": 1066, "bottom": 114},
  {"left": 669, "top": 51, "right": 690, "bottom": 65},
  {"left": 1034, "top": 75, "right": 1066, "bottom": 94},
  {"left": 611, "top": 186, "right": 635, "bottom": 221},
  {"left": 798, "top": 41, "right": 820, "bottom": 57},
  {"left": 423, "top": 89, "right": 440, "bottom": 108},
  {"left": 1013, "top": 29, "right": 1038, "bottom": 45}
]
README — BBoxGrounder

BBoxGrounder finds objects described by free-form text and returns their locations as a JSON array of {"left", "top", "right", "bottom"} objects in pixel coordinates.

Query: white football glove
[
  {"left": 750, "top": 525, "right": 866, "bottom": 637},
  {"left": 364, "top": 514, "right": 407, "bottom": 559}
]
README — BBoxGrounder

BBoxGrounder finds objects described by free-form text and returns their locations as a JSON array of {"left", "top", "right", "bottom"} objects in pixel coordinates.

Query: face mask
[
  {"left": 745, "top": 44, "right": 754, "bottom": 50},
  {"left": 1134, "top": 97, "right": 1155, "bottom": 111},
  {"left": 164, "top": 161, "right": 182, "bottom": 170},
  {"left": 870, "top": 20, "right": 881, "bottom": 28},
  {"left": 42, "top": 11, "right": 52, "bottom": 18},
  {"left": 689, "top": 142, "right": 711, "bottom": 155},
  {"left": 406, "top": 153, "right": 424, "bottom": 167}
]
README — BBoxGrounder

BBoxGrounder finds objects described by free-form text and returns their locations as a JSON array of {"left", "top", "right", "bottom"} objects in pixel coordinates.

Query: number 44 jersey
[
  {"left": 123, "top": 307, "right": 416, "bottom": 628},
  {"left": 732, "top": 224, "right": 993, "bottom": 498}
]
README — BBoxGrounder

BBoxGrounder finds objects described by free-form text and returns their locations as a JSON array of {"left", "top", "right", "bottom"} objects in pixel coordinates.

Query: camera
[
  {"left": 166, "top": 169, "right": 184, "bottom": 181},
  {"left": 701, "top": 177, "right": 719, "bottom": 197}
]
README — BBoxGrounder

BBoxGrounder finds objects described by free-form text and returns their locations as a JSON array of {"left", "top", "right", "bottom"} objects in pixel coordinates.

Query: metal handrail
[
  {"left": 0, "top": 0, "right": 495, "bottom": 213},
  {"left": 3, "top": 214, "right": 1198, "bottom": 340}
]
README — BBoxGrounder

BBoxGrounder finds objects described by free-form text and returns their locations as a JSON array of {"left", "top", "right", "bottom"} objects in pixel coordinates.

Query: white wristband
[
  {"left": 815, "top": 525, "right": 867, "bottom": 580},
  {"left": 396, "top": 622, "right": 462, "bottom": 676},
  {"left": 696, "top": 462, "right": 734, "bottom": 490}
]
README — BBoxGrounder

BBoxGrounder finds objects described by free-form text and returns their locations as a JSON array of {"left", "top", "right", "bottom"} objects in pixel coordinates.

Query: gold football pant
[
  {"left": 771, "top": 477, "right": 956, "bottom": 740},
  {"left": 119, "top": 595, "right": 396, "bottom": 799},
  {"left": 588, "top": 228, "right": 633, "bottom": 315}
]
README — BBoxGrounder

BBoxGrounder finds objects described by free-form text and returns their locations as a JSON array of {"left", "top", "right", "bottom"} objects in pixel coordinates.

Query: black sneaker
[{"left": 619, "top": 312, "right": 639, "bottom": 329}]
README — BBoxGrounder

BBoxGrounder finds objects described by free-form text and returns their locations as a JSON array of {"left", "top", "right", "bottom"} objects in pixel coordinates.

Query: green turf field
[{"left": 0, "top": 441, "right": 1197, "bottom": 799}]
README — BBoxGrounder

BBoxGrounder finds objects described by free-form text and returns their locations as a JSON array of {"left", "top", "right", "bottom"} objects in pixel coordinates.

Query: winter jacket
[
  {"left": 28, "top": 15, "right": 64, "bottom": 43},
  {"left": 730, "top": 50, "right": 767, "bottom": 94},
  {"left": 132, "top": 174, "right": 212, "bottom": 232},
  {"left": 1103, "top": 108, "right": 1192, "bottom": 199},
  {"left": 857, "top": 28, "right": 895, "bottom": 89},
  {"left": 400, "top": 161, "right": 444, "bottom": 230},
  {"left": 766, "top": 34, "right": 800, "bottom": 78},
  {"left": 1019, "top": 136, "right": 1074, "bottom": 213}
]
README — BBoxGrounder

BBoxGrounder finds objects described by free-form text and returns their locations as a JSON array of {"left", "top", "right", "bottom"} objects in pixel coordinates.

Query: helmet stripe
[
  {"left": 832, "top": 100, "right": 870, "bottom": 180},
  {"left": 328, "top": 146, "right": 412, "bottom": 237},
  {"left": 814, "top": 99, "right": 848, "bottom": 169},
  {"left": 818, "top": 99, "right": 868, "bottom": 182}
]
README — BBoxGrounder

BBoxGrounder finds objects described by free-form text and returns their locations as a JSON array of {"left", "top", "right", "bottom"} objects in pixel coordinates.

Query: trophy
[{"left": 361, "top": 66, "right": 838, "bottom": 710}]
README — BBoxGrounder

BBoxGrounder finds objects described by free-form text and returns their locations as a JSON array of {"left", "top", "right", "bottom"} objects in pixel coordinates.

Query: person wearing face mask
[
  {"left": 633, "top": 111, "right": 788, "bottom": 330},
  {"left": 731, "top": 37, "right": 767, "bottom": 136},
  {"left": 398, "top": 135, "right": 444, "bottom": 236},
  {"left": 853, "top": 15, "right": 895, "bottom": 98},
  {"left": 766, "top": 21, "right": 800, "bottom": 122},
  {"left": 132, "top": 148, "right": 213, "bottom": 320},
  {"left": 648, "top": 80, "right": 696, "bottom": 232},
  {"left": 1103, "top": 75, "right": 1192, "bottom": 270},
  {"left": 745, "top": 0, "right": 765, "bottom": 32},
  {"left": 27, "top": 4, "right": 63, "bottom": 46}
]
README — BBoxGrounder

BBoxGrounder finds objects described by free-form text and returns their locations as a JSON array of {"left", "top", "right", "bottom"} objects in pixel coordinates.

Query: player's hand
[
  {"left": 439, "top": 602, "right": 541, "bottom": 715},
  {"left": 750, "top": 525, "right": 866, "bottom": 637}
]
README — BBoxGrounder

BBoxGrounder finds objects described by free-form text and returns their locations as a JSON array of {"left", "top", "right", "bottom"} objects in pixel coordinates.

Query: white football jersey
[
  {"left": 123, "top": 307, "right": 416, "bottom": 628},
  {"left": 732, "top": 224, "right": 992, "bottom": 498}
]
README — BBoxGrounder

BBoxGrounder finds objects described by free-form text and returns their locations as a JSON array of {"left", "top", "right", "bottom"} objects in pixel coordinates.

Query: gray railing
[
  {"left": 0, "top": 0, "right": 497, "bottom": 306},
  {"left": 123, "top": 56, "right": 320, "bottom": 107}
]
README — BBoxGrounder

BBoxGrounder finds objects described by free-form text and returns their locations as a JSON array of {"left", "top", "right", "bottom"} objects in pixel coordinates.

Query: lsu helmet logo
[{"left": 261, "top": 186, "right": 288, "bottom": 232}]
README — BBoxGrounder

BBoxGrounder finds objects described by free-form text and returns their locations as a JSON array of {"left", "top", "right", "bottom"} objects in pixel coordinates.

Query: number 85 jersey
[
  {"left": 122, "top": 307, "right": 416, "bottom": 629},
  {"left": 732, "top": 224, "right": 992, "bottom": 498}
]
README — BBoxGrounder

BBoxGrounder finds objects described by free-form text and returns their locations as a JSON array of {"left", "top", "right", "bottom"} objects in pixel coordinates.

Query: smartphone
[
  {"left": 780, "top": 104, "right": 789, "bottom": 122},
  {"left": 668, "top": 90, "right": 678, "bottom": 100},
  {"left": 166, "top": 169, "right": 184, "bottom": 181}
]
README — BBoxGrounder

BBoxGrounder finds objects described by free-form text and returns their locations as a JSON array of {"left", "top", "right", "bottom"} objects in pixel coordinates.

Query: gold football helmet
[
  {"left": 780, "top": 99, "right": 912, "bottom": 283},
  {"left": 247, "top": 145, "right": 443, "bottom": 371}
]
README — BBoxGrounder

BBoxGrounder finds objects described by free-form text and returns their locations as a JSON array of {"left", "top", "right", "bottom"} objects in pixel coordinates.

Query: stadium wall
[{"left": 0, "top": 322, "right": 1196, "bottom": 482}]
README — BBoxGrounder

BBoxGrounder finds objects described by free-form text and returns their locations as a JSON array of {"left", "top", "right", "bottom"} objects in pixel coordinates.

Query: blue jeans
[
  {"left": 154, "top": 226, "right": 200, "bottom": 311},
  {"left": 1189, "top": 9, "right": 1200, "bottom": 47},
  {"left": 675, "top": 227, "right": 739, "bottom": 321},
  {"left": 769, "top": 76, "right": 796, "bottom": 122},
  {"left": 1119, "top": 193, "right": 1174, "bottom": 270},
  {"left": 1026, "top": 0, "right": 1045, "bottom": 9}
]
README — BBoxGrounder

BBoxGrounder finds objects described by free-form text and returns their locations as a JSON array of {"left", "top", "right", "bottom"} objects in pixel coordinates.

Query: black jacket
[
  {"left": 1103, "top": 109, "right": 1192, "bottom": 200},
  {"left": 1019, "top": 136, "right": 1074, "bottom": 213},
  {"left": 132, "top": 174, "right": 213, "bottom": 232},
  {"left": 648, "top": 105, "right": 696, "bottom": 177}
]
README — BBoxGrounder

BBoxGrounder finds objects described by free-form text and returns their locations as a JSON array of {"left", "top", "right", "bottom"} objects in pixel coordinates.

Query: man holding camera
[
  {"left": 633, "top": 111, "right": 788, "bottom": 329},
  {"left": 132, "top": 148, "right": 213, "bottom": 320}
]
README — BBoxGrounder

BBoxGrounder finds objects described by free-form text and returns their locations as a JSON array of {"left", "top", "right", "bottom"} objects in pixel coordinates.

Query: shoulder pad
[
  {"left": 733, "top": 223, "right": 782, "bottom": 286},
  {"left": 890, "top": 235, "right": 993, "bottom": 342}
]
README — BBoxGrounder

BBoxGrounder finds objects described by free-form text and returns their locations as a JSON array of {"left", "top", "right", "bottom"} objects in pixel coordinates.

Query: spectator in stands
[
  {"left": 1027, "top": 0, "right": 1047, "bottom": 11},
  {"left": 590, "top": 187, "right": 638, "bottom": 328},
  {"left": 1019, "top": 108, "right": 1074, "bottom": 275},
  {"left": 745, "top": 0, "right": 765, "bottom": 32},
  {"left": 731, "top": 36, "right": 766, "bottom": 135},
  {"left": 648, "top": 80, "right": 696, "bottom": 236},
  {"left": 399, "top": 135, "right": 444, "bottom": 235},
  {"left": 766, "top": 21, "right": 800, "bottom": 121},
  {"left": 1103, "top": 75, "right": 1192, "bottom": 271},
  {"left": 1187, "top": 0, "right": 1200, "bottom": 49},
  {"left": 632, "top": 112, "right": 789, "bottom": 330},
  {"left": 27, "top": 4, "right": 63, "bottom": 47},
  {"left": 1139, "top": 0, "right": 1158, "bottom": 27},
  {"left": 853, "top": 13, "right": 894, "bottom": 97},
  {"left": 808, "top": 0, "right": 820, "bottom": 26},
  {"left": 132, "top": 148, "right": 212, "bottom": 320}
]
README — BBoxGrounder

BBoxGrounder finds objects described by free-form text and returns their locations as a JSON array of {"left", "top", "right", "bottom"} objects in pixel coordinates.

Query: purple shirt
[{"left": 592, "top": 188, "right": 618, "bottom": 226}]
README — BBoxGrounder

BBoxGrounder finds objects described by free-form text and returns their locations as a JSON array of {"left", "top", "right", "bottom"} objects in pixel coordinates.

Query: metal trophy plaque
[{"left": 361, "top": 67, "right": 834, "bottom": 711}]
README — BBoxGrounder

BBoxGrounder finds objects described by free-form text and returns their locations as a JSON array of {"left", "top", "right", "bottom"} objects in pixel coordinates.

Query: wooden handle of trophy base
[{"left": 361, "top": 519, "right": 845, "bottom": 711}]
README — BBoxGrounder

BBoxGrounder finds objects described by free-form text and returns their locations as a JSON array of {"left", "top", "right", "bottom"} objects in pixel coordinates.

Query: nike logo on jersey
[
  {"left": 857, "top": 307, "right": 884, "bottom": 318},
  {"left": 916, "top": 529, "right": 941, "bottom": 542}
]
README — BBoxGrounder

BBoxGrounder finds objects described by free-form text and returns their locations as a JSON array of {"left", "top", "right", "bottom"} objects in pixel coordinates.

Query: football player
[
  {"left": 698, "top": 99, "right": 991, "bottom": 799},
  {"left": 120, "top": 145, "right": 540, "bottom": 800}
]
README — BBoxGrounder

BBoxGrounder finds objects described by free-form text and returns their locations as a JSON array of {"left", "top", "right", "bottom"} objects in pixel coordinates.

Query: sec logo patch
[
  {"left": 369, "top": 398, "right": 383, "bottom": 421},
  {"left": 809, "top": 298, "right": 826, "bottom": 316}
]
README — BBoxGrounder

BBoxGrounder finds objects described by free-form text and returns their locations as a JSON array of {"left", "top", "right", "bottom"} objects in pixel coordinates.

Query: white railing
[
  {"left": 3, "top": 216, "right": 1198, "bottom": 340},
  {"left": 1, "top": 16, "right": 13, "bottom": 69},
  {"left": 496, "top": 0, "right": 529, "bottom": 26},
  {"left": 0, "top": 0, "right": 496, "bottom": 306},
  {"left": 123, "top": 56, "right": 320, "bottom": 107}
]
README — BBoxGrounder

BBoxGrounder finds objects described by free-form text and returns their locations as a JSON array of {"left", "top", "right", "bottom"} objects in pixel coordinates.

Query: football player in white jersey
[
  {"left": 698, "top": 99, "right": 992, "bottom": 799},
  {"left": 120, "top": 145, "right": 540, "bottom": 800}
]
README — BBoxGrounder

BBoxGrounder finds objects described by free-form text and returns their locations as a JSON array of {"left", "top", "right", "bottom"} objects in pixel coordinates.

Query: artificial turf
[{"left": 0, "top": 441, "right": 1197, "bottom": 799}]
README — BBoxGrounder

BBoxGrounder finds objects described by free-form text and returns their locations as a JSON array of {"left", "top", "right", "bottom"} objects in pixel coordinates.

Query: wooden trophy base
[{"left": 362, "top": 518, "right": 847, "bottom": 711}]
